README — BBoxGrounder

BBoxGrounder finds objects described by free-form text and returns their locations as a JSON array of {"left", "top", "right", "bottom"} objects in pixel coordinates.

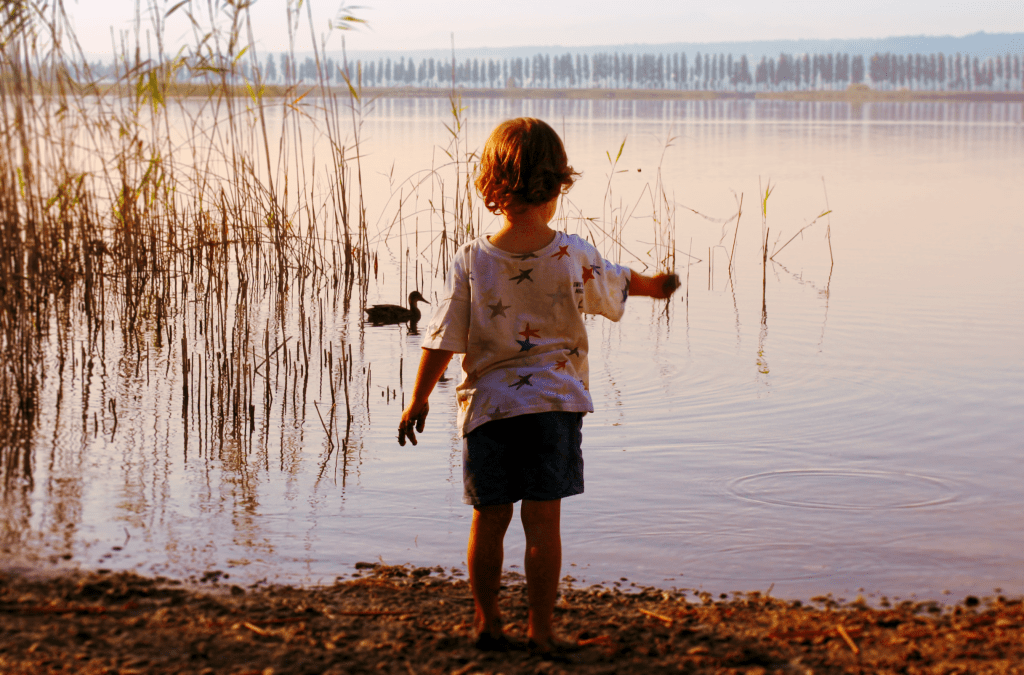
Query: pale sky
[{"left": 64, "top": 0, "right": 1023, "bottom": 56}]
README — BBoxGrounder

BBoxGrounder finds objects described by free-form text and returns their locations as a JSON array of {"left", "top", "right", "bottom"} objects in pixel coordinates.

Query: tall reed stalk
[
  {"left": 0, "top": 1, "right": 833, "bottom": 500},
  {"left": 0, "top": 1, "right": 375, "bottom": 487}
]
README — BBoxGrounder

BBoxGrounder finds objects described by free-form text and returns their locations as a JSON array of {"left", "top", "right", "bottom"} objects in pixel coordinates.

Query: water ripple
[{"left": 728, "top": 469, "right": 959, "bottom": 511}]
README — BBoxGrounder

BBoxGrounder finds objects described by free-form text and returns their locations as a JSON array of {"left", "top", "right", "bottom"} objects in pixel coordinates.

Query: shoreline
[
  {"left": 351, "top": 85, "right": 1024, "bottom": 103},
  {"left": 2, "top": 564, "right": 1021, "bottom": 674},
  {"left": 94, "top": 81, "right": 1024, "bottom": 103}
]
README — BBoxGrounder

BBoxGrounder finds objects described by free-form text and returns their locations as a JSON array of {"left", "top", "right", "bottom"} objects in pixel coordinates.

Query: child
[{"left": 398, "top": 118, "right": 678, "bottom": 655}]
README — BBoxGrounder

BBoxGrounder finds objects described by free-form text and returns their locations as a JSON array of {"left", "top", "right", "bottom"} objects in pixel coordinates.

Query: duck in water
[{"left": 365, "top": 291, "right": 429, "bottom": 326}]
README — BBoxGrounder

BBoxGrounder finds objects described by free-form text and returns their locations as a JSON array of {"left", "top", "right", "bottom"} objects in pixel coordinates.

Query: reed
[
  {"left": 0, "top": 1, "right": 378, "bottom": 481},
  {"left": 0, "top": 1, "right": 834, "bottom": 499}
]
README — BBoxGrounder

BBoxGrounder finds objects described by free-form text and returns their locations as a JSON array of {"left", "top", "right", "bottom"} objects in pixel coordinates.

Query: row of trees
[
  {"left": 867, "top": 51, "right": 1016, "bottom": 91},
  {"left": 89, "top": 50, "right": 1024, "bottom": 93}
]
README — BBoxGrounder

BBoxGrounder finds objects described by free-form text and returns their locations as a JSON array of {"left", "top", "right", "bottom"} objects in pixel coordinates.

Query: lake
[{"left": 4, "top": 96, "right": 1022, "bottom": 603}]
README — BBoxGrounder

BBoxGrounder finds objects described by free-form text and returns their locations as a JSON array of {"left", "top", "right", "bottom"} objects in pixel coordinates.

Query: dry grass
[
  {"left": 0, "top": 1, "right": 833, "bottom": 503},
  {"left": 0, "top": 1, "right": 492, "bottom": 488}
]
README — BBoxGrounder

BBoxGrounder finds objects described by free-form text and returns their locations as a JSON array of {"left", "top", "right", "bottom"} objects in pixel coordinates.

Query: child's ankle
[
  {"left": 476, "top": 619, "right": 504, "bottom": 637},
  {"left": 527, "top": 631, "right": 553, "bottom": 647}
]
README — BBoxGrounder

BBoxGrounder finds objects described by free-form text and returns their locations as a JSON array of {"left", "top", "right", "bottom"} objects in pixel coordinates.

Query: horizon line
[{"left": 77, "top": 30, "right": 1024, "bottom": 59}]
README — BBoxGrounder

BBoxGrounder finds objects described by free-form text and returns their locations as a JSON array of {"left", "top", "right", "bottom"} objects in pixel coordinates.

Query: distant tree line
[{"left": 89, "top": 50, "right": 1024, "bottom": 93}]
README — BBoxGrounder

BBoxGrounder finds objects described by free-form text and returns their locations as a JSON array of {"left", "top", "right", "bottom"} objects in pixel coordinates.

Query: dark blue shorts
[{"left": 462, "top": 411, "right": 584, "bottom": 506}]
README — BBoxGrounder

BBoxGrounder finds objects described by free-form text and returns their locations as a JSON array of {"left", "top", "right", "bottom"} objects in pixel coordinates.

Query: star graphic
[
  {"left": 431, "top": 326, "right": 444, "bottom": 339},
  {"left": 509, "top": 268, "right": 534, "bottom": 284},
  {"left": 488, "top": 299, "right": 510, "bottom": 318},
  {"left": 551, "top": 245, "right": 570, "bottom": 260},
  {"left": 516, "top": 338, "right": 537, "bottom": 352},
  {"left": 509, "top": 373, "right": 534, "bottom": 390},
  {"left": 519, "top": 323, "right": 540, "bottom": 340},
  {"left": 464, "top": 369, "right": 480, "bottom": 386},
  {"left": 582, "top": 265, "right": 595, "bottom": 284},
  {"left": 490, "top": 406, "right": 511, "bottom": 420},
  {"left": 514, "top": 252, "right": 538, "bottom": 260},
  {"left": 546, "top": 286, "right": 571, "bottom": 307},
  {"left": 502, "top": 370, "right": 524, "bottom": 386},
  {"left": 554, "top": 360, "right": 568, "bottom": 371},
  {"left": 470, "top": 334, "right": 499, "bottom": 356},
  {"left": 593, "top": 264, "right": 602, "bottom": 275},
  {"left": 566, "top": 347, "right": 580, "bottom": 357},
  {"left": 621, "top": 281, "right": 630, "bottom": 303}
]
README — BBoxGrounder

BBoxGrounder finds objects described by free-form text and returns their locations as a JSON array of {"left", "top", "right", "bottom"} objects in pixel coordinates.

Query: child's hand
[
  {"left": 654, "top": 273, "right": 680, "bottom": 299},
  {"left": 399, "top": 401, "right": 429, "bottom": 446},
  {"left": 397, "top": 348, "right": 453, "bottom": 446},
  {"left": 629, "top": 271, "right": 680, "bottom": 299}
]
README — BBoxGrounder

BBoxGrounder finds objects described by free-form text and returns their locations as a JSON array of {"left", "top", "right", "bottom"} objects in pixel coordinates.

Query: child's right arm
[
  {"left": 398, "top": 348, "right": 454, "bottom": 446},
  {"left": 629, "top": 271, "right": 680, "bottom": 299}
]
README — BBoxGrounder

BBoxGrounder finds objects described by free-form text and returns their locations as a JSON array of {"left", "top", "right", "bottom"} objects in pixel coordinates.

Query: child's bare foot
[
  {"left": 527, "top": 637, "right": 581, "bottom": 662},
  {"left": 474, "top": 632, "right": 523, "bottom": 652}
]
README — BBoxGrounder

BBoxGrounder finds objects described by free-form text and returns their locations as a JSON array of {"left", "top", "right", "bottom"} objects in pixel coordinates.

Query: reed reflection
[
  {"left": 4, "top": 17, "right": 1016, "bottom": 587},
  {"left": 368, "top": 97, "right": 1022, "bottom": 126}
]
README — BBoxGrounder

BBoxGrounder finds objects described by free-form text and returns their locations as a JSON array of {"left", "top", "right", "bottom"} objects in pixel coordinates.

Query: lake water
[{"left": 4, "top": 97, "right": 1022, "bottom": 603}]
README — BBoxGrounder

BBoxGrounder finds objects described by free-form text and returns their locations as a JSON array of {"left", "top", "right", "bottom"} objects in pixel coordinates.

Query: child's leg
[
  {"left": 468, "top": 503, "right": 514, "bottom": 638},
  {"left": 520, "top": 498, "right": 562, "bottom": 646}
]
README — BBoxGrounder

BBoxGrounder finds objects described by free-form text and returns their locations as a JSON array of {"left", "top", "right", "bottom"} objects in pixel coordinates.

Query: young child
[{"left": 398, "top": 117, "right": 678, "bottom": 655}]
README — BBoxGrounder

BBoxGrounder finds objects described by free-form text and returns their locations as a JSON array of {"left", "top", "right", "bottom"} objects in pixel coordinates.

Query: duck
[{"left": 365, "top": 291, "right": 429, "bottom": 325}]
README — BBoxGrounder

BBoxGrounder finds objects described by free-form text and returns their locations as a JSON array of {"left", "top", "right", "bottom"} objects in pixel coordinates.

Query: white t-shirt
[{"left": 422, "top": 231, "right": 632, "bottom": 436}]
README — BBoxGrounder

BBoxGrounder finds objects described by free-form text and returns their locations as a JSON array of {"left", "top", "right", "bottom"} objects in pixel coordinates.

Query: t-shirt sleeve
[
  {"left": 421, "top": 248, "right": 471, "bottom": 352},
  {"left": 580, "top": 249, "right": 632, "bottom": 322}
]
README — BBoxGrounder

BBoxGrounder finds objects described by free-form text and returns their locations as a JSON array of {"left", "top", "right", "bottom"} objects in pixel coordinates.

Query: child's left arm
[
  {"left": 398, "top": 348, "right": 455, "bottom": 446},
  {"left": 629, "top": 271, "right": 680, "bottom": 299}
]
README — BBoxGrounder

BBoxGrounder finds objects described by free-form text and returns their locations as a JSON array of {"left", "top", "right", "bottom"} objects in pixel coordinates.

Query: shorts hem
[{"left": 462, "top": 487, "right": 584, "bottom": 507}]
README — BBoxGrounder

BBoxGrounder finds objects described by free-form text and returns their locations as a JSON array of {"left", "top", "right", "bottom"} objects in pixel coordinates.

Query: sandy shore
[{"left": 1, "top": 564, "right": 1022, "bottom": 674}]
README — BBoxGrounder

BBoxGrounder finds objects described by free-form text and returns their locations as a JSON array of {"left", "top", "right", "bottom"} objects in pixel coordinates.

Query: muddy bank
[{"left": 1, "top": 564, "right": 1021, "bottom": 674}]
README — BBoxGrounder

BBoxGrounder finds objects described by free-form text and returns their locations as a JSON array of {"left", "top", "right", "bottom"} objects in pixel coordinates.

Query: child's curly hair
[{"left": 475, "top": 118, "right": 579, "bottom": 215}]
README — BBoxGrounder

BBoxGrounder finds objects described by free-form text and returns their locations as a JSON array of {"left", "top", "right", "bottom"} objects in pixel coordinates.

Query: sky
[{"left": 64, "top": 0, "right": 1024, "bottom": 57}]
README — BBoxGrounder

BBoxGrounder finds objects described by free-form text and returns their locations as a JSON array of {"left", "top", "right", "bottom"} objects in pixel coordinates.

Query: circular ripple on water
[{"left": 728, "top": 469, "right": 959, "bottom": 511}]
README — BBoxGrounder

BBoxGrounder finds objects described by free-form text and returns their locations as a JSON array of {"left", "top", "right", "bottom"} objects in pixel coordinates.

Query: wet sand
[{"left": 2, "top": 564, "right": 1021, "bottom": 674}]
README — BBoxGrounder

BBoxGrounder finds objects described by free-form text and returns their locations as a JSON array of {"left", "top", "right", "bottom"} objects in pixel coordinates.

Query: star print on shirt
[
  {"left": 510, "top": 268, "right": 534, "bottom": 284},
  {"left": 464, "top": 369, "right": 480, "bottom": 386},
  {"left": 554, "top": 360, "right": 568, "bottom": 371},
  {"left": 490, "top": 405, "right": 511, "bottom": 420},
  {"left": 518, "top": 323, "right": 540, "bottom": 340},
  {"left": 621, "top": 280, "right": 630, "bottom": 303},
  {"left": 551, "top": 245, "right": 570, "bottom": 260},
  {"left": 430, "top": 326, "right": 444, "bottom": 339},
  {"left": 509, "top": 373, "right": 534, "bottom": 390},
  {"left": 488, "top": 299, "right": 510, "bottom": 318},
  {"left": 471, "top": 334, "right": 499, "bottom": 356},
  {"left": 502, "top": 370, "right": 524, "bottom": 386},
  {"left": 516, "top": 338, "right": 537, "bottom": 352},
  {"left": 566, "top": 346, "right": 580, "bottom": 357},
  {"left": 514, "top": 252, "right": 538, "bottom": 260},
  {"left": 582, "top": 265, "right": 595, "bottom": 284},
  {"left": 546, "top": 286, "right": 571, "bottom": 307}
]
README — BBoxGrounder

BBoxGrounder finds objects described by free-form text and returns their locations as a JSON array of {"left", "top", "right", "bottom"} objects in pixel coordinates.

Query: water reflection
[
  {"left": 365, "top": 96, "right": 1023, "bottom": 126},
  {"left": 1, "top": 98, "right": 1022, "bottom": 599},
  {"left": 729, "top": 469, "right": 960, "bottom": 511}
]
